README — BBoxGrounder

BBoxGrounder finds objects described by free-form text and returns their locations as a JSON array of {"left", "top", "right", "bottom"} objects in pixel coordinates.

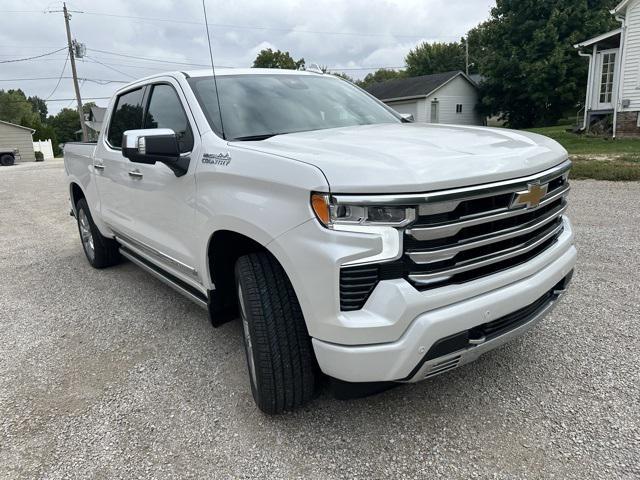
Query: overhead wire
[
  {"left": 0, "top": 46, "right": 67, "bottom": 63},
  {"left": 45, "top": 51, "right": 69, "bottom": 99}
]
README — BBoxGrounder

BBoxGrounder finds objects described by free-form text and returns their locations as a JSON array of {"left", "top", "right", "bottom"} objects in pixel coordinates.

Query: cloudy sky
[{"left": 1, "top": 0, "right": 495, "bottom": 114}]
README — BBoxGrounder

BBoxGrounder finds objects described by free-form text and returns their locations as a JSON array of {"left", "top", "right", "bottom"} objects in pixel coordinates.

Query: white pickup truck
[{"left": 64, "top": 68, "right": 576, "bottom": 413}]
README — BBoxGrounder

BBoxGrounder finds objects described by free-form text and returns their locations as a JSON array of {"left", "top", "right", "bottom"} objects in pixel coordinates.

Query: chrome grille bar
[
  {"left": 407, "top": 202, "right": 567, "bottom": 264},
  {"left": 331, "top": 160, "right": 571, "bottom": 206},
  {"left": 408, "top": 221, "right": 564, "bottom": 287},
  {"left": 406, "top": 184, "right": 570, "bottom": 241}
]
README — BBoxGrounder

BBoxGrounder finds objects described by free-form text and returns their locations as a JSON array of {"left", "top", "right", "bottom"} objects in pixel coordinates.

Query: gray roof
[
  {"left": 0, "top": 120, "right": 35, "bottom": 133},
  {"left": 366, "top": 71, "right": 469, "bottom": 100},
  {"left": 90, "top": 106, "right": 106, "bottom": 122}
]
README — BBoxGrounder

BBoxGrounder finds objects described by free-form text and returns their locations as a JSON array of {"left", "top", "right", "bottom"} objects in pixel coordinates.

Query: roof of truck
[{"left": 182, "top": 68, "right": 324, "bottom": 78}]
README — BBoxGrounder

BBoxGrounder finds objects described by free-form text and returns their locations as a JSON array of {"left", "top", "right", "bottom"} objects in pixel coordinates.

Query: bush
[{"left": 34, "top": 151, "right": 44, "bottom": 162}]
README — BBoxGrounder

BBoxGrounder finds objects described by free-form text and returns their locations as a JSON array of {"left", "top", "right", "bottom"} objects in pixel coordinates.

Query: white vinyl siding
[
  {"left": 621, "top": 0, "right": 640, "bottom": 111},
  {"left": 425, "top": 77, "right": 481, "bottom": 125},
  {"left": 0, "top": 122, "right": 35, "bottom": 162},
  {"left": 388, "top": 100, "right": 418, "bottom": 121}
]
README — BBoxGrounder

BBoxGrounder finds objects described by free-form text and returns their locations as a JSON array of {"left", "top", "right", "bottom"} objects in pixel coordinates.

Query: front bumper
[{"left": 311, "top": 236, "right": 576, "bottom": 383}]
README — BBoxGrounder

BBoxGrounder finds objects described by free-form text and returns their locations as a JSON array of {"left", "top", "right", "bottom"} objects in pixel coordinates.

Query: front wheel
[
  {"left": 235, "top": 253, "right": 317, "bottom": 414},
  {"left": 76, "top": 199, "right": 120, "bottom": 269}
]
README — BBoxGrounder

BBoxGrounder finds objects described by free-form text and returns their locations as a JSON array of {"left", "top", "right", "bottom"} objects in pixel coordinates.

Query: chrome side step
[{"left": 119, "top": 247, "right": 208, "bottom": 310}]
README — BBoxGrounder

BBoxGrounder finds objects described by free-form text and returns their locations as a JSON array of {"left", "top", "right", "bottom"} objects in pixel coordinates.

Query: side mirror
[
  {"left": 122, "top": 129, "right": 189, "bottom": 177},
  {"left": 399, "top": 113, "right": 415, "bottom": 122}
]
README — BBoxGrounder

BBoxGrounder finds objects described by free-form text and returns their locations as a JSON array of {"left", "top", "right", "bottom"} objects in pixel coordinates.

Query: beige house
[{"left": 0, "top": 121, "right": 36, "bottom": 162}]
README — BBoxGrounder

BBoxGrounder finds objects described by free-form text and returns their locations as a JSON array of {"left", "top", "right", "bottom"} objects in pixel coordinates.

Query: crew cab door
[{"left": 97, "top": 80, "right": 202, "bottom": 284}]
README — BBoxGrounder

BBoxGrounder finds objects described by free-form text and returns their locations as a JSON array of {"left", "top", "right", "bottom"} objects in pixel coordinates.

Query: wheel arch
[
  {"left": 205, "top": 228, "right": 297, "bottom": 327},
  {"left": 69, "top": 182, "right": 86, "bottom": 214}
]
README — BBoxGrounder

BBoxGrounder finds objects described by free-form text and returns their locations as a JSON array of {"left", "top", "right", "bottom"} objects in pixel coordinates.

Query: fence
[{"left": 33, "top": 139, "right": 54, "bottom": 160}]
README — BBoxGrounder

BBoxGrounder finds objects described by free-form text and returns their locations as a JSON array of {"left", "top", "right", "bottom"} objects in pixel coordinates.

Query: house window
[
  {"left": 600, "top": 52, "right": 616, "bottom": 104},
  {"left": 456, "top": 104, "right": 463, "bottom": 114}
]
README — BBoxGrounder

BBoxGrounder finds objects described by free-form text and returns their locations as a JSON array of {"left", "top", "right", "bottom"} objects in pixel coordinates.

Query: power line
[
  {"left": 84, "top": 55, "right": 137, "bottom": 79},
  {"left": 0, "top": 77, "right": 128, "bottom": 83},
  {"left": 45, "top": 96, "right": 111, "bottom": 102},
  {"left": 87, "top": 48, "right": 213, "bottom": 67},
  {"left": 84, "top": 50, "right": 402, "bottom": 72},
  {"left": 0, "top": 47, "right": 67, "bottom": 64},
  {"left": 75, "top": 10, "right": 461, "bottom": 40},
  {"left": 45, "top": 51, "right": 69, "bottom": 99}
]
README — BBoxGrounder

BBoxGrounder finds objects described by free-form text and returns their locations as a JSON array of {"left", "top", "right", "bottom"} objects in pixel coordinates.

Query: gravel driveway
[{"left": 1, "top": 161, "right": 638, "bottom": 479}]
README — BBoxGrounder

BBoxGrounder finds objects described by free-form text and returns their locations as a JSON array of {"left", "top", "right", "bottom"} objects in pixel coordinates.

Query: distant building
[
  {"left": 365, "top": 71, "right": 483, "bottom": 126},
  {"left": 0, "top": 120, "right": 35, "bottom": 162},
  {"left": 574, "top": 0, "right": 640, "bottom": 137}
]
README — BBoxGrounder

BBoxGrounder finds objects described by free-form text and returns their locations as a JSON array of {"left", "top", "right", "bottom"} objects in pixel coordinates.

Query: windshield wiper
[{"left": 233, "top": 133, "right": 282, "bottom": 141}]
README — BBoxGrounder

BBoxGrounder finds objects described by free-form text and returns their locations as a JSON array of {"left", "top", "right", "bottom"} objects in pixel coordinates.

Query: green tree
[
  {"left": 28, "top": 96, "right": 48, "bottom": 122},
  {"left": 330, "top": 72, "right": 355, "bottom": 82},
  {"left": 49, "top": 108, "right": 81, "bottom": 144},
  {"left": 0, "top": 89, "right": 38, "bottom": 125},
  {"left": 473, "top": 0, "right": 618, "bottom": 128},
  {"left": 356, "top": 69, "right": 406, "bottom": 89},
  {"left": 252, "top": 48, "right": 305, "bottom": 70},
  {"left": 405, "top": 42, "right": 466, "bottom": 77}
]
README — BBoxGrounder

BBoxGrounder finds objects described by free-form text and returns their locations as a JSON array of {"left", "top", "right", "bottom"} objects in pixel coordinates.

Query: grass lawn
[
  {"left": 570, "top": 157, "right": 640, "bottom": 181},
  {"left": 524, "top": 124, "right": 640, "bottom": 180},
  {"left": 526, "top": 124, "right": 640, "bottom": 155}
]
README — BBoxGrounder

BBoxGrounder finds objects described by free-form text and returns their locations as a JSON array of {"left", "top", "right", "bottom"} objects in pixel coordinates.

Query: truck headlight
[{"left": 311, "top": 193, "right": 415, "bottom": 228}]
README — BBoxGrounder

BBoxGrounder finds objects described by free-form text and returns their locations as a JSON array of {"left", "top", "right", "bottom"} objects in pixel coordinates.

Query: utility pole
[{"left": 62, "top": 3, "right": 88, "bottom": 142}]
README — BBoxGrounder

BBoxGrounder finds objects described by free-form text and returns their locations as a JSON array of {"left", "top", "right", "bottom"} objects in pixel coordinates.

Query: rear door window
[{"left": 107, "top": 88, "right": 145, "bottom": 148}]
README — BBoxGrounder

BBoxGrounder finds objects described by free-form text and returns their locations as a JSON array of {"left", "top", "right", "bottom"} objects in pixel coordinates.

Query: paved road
[{"left": 1, "top": 161, "right": 638, "bottom": 479}]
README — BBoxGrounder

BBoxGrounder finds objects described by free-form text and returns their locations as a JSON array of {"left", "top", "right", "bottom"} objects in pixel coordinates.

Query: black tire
[
  {"left": 235, "top": 252, "right": 316, "bottom": 414},
  {"left": 76, "top": 198, "right": 120, "bottom": 269},
  {"left": 0, "top": 154, "right": 14, "bottom": 166}
]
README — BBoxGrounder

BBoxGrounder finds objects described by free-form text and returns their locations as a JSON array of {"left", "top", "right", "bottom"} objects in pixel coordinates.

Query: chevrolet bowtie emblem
[{"left": 512, "top": 182, "right": 548, "bottom": 209}]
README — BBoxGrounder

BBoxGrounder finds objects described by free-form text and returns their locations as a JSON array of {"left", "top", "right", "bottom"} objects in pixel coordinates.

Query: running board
[{"left": 119, "top": 247, "right": 208, "bottom": 310}]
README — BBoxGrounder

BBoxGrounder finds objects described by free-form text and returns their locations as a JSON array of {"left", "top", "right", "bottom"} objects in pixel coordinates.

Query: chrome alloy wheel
[
  {"left": 238, "top": 283, "right": 257, "bottom": 386},
  {"left": 78, "top": 209, "right": 95, "bottom": 261}
]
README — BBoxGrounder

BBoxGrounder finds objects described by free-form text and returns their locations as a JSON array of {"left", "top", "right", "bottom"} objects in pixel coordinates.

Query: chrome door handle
[
  {"left": 94, "top": 164, "right": 105, "bottom": 171},
  {"left": 128, "top": 170, "right": 143, "bottom": 178}
]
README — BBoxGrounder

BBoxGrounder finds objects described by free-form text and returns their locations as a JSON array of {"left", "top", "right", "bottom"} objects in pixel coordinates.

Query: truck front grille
[
  {"left": 339, "top": 162, "right": 571, "bottom": 310},
  {"left": 404, "top": 164, "right": 570, "bottom": 290}
]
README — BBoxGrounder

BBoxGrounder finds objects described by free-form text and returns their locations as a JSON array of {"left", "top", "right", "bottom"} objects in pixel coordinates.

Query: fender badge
[{"left": 202, "top": 152, "right": 231, "bottom": 166}]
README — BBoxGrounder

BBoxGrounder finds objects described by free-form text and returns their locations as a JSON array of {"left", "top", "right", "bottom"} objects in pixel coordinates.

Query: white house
[
  {"left": 365, "top": 71, "right": 483, "bottom": 126},
  {"left": 575, "top": 0, "right": 640, "bottom": 137}
]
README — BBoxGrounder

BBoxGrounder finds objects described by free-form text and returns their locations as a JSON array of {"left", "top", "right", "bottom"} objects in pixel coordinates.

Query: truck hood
[{"left": 233, "top": 123, "right": 568, "bottom": 193}]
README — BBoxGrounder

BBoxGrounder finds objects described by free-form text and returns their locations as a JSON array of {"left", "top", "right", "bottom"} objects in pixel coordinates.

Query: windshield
[{"left": 188, "top": 74, "right": 401, "bottom": 140}]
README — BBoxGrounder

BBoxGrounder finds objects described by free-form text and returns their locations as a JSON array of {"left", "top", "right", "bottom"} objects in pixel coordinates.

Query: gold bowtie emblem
[{"left": 512, "top": 183, "right": 548, "bottom": 209}]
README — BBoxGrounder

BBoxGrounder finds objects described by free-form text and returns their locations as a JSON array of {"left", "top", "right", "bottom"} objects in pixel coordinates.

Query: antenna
[{"left": 201, "top": 0, "right": 226, "bottom": 140}]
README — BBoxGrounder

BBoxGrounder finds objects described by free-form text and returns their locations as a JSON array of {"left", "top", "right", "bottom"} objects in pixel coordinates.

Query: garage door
[{"left": 388, "top": 101, "right": 418, "bottom": 120}]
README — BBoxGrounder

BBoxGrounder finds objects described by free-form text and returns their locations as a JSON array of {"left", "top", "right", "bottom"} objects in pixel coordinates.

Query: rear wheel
[
  {"left": 235, "top": 252, "right": 316, "bottom": 414},
  {"left": 0, "top": 154, "right": 14, "bottom": 166},
  {"left": 76, "top": 199, "right": 120, "bottom": 268}
]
